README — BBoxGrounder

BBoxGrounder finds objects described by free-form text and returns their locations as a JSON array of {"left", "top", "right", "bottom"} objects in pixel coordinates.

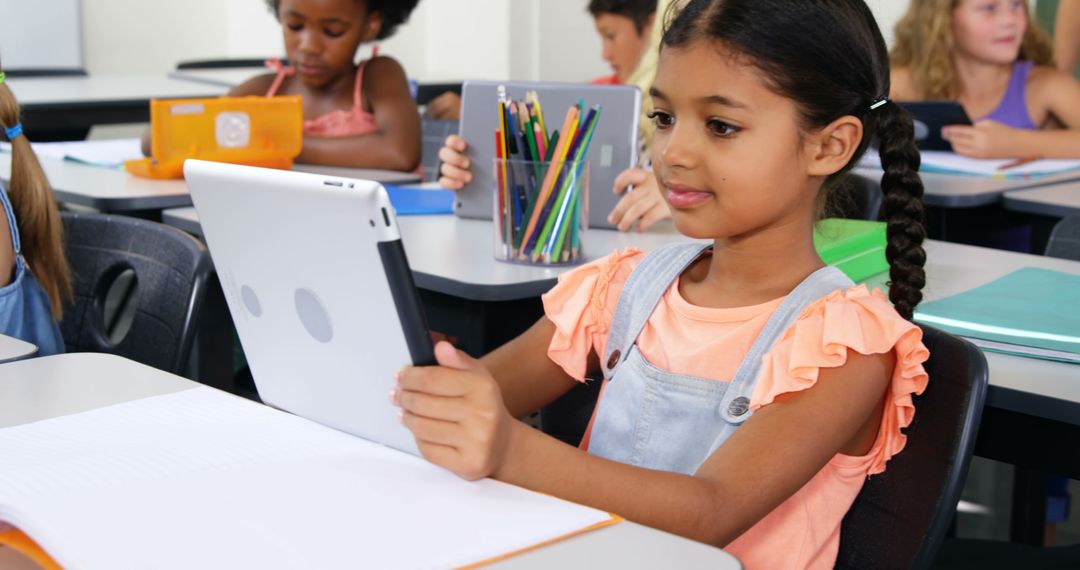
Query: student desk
[
  {"left": 160, "top": 209, "right": 693, "bottom": 356},
  {"left": 854, "top": 167, "right": 1080, "bottom": 208},
  {"left": 0, "top": 335, "right": 37, "bottom": 364},
  {"left": 0, "top": 352, "right": 742, "bottom": 570},
  {"left": 1003, "top": 181, "right": 1080, "bottom": 219},
  {"left": 0, "top": 157, "right": 421, "bottom": 215},
  {"left": 169, "top": 68, "right": 265, "bottom": 89},
  {"left": 8, "top": 75, "right": 228, "bottom": 139},
  {"left": 854, "top": 167, "right": 1080, "bottom": 252},
  {"left": 865, "top": 240, "right": 1080, "bottom": 545}
]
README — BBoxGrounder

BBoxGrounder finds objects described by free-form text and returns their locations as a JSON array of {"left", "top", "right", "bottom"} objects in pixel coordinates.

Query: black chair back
[
  {"left": 836, "top": 325, "right": 988, "bottom": 569},
  {"left": 60, "top": 212, "right": 212, "bottom": 376}
]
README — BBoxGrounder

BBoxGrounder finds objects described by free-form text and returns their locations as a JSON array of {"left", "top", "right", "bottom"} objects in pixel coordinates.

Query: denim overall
[
  {"left": 588, "top": 243, "right": 853, "bottom": 474},
  {"left": 0, "top": 181, "right": 64, "bottom": 356}
]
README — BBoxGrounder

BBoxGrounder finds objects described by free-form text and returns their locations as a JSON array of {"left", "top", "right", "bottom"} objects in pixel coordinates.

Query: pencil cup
[{"left": 493, "top": 158, "right": 588, "bottom": 266}]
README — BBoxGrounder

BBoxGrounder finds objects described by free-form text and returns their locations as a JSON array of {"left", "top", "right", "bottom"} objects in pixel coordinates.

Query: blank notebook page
[{"left": 0, "top": 387, "right": 614, "bottom": 569}]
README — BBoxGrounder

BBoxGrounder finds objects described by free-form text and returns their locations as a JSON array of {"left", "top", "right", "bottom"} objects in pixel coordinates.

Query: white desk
[
  {"left": 1003, "top": 181, "right": 1080, "bottom": 219},
  {"left": 0, "top": 157, "right": 421, "bottom": 213},
  {"left": 865, "top": 240, "right": 1080, "bottom": 425},
  {"left": 161, "top": 209, "right": 691, "bottom": 301},
  {"left": 0, "top": 155, "right": 191, "bottom": 212},
  {"left": 10, "top": 75, "right": 228, "bottom": 135},
  {"left": 0, "top": 353, "right": 741, "bottom": 570},
  {"left": 0, "top": 334, "right": 36, "bottom": 364},
  {"left": 169, "top": 68, "right": 266, "bottom": 89},
  {"left": 854, "top": 167, "right": 1080, "bottom": 208}
]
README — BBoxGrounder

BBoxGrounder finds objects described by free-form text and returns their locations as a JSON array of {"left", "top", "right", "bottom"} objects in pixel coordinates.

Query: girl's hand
[
  {"left": 437, "top": 135, "right": 473, "bottom": 190},
  {"left": 394, "top": 341, "right": 518, "bottom": 481},
  {"left": 608, "top": 167, "right": 671, "bottom": 232},
  {"left": 941, "top": 120, "right": 1018, "bottom": 159}
]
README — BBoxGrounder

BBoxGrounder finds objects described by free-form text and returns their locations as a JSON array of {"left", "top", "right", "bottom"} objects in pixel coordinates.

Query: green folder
[
  {"left": 914, "top": 267, "right": 1080, "bottom": 363},
  {"left": 813, "top": 219, "right": 888, "bottom": 282}
]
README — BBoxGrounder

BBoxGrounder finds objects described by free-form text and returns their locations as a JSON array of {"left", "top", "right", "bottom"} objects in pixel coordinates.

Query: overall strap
[
  {"left": 717, "top": 265, "right": 854, "bottom": 424},
  {"left": 353, "top": 45, "right": 380, "bottom": 110},
  {"left": 0, "top": 181, "right": 21, "bottom": 254},
  {"left": 602, "top": 242, "right": 712, "bottom": 379},
  {"left": 264, "top": 58, "right": 293, "bottom": 98}
]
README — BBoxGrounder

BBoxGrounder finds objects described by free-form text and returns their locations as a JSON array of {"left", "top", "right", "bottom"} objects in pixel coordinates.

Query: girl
[
  {"left": 891, "top": 0, "right": 1080, "bottom": 158},
  {"left": 0, "top": 69, "right": 71, "bottom": 356},
  {"left": 394, "top": 1, "right": 930, "bottom": 568},
  {"left": 230, "top": 0, "right": 421, "bottom": 171}
]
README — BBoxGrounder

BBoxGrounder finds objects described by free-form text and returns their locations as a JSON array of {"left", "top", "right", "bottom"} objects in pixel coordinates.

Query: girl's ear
[
  {"left": 363, "top": 12, "right": 384, "bottom": 42},
  {"left": 806, "top": 115, "right": 863, "bottom": 177}
]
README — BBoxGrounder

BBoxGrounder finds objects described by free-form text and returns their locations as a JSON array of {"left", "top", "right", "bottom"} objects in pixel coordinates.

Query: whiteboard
[{"left": 0, "top": 0, "right": 83, "bottom": 70}]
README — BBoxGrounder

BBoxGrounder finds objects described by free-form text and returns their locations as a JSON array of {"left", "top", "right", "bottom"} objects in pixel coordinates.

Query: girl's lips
[
  {"left": 298, "top": 64, "right": 327, "bottom": 76},
  {"left": 665, "top": 184, "right": 713, "bottom": 209}
]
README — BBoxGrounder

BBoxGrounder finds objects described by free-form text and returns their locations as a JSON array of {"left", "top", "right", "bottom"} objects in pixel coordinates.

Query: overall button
[
  {"left": 606, "top": 350, "right": 622, "bottom": 369},
  {"left": 727, "top": 396, "right": 750, "bottom": 417}
]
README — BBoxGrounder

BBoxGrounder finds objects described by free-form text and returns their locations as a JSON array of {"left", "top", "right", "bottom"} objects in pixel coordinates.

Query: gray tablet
[
  {"left": 455, "top": 80, "right": 641, "bottom": 229},
  {"left": 184, "top": 159, "right": 434, "bottom": 456}
]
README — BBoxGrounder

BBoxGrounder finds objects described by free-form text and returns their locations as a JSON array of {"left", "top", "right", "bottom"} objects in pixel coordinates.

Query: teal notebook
[{"left": 914, "top": 267, "right": 1080, "bottom": 363}]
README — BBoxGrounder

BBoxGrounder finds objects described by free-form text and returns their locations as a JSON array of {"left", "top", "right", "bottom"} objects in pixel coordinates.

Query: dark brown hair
[{"left": 663, "top": 0, "right": 926, "bottom": 319}]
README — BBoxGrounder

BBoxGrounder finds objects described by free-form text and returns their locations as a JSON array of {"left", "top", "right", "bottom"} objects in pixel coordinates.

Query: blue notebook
[
  {"left": 384, "top": 184, "right": 454, "bottom": 215},
  {"left": 914, "top": 267, "right": 1080, "bottom": 363}
]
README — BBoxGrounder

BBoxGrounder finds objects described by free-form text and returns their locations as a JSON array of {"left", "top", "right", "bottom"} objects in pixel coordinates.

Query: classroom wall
[
  {"left": 79, "top": 0, "right": 913, "bottom": 80},
  {"left": 83, "top": 0, "right": 228, "bottom": 75}
]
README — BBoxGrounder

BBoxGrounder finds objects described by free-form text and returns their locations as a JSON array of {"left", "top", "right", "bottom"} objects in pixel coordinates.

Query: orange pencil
[
  {"left": 997, "top": 155, "right": 1040, "bottom": 171},
  {"left": 517, "top": 105, "right": 578, "bottom": 255}
]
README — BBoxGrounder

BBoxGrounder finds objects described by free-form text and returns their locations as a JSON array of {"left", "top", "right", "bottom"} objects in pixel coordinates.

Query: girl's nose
[{"left": 658, "top": 124, "right": 697, "bottom": 170}]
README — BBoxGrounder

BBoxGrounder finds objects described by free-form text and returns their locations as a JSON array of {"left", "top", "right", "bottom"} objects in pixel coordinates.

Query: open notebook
[
  {"left": 859, "top": 149, "right": 1080, "bottom": 180},
  {"left": 0, "top": 387, "right": 616, "bottom": 569}
]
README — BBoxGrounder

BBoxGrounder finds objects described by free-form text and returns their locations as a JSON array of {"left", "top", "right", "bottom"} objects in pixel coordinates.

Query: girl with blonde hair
[{"left": 891, "top": 0, "right": 1080, "bottom": 158}]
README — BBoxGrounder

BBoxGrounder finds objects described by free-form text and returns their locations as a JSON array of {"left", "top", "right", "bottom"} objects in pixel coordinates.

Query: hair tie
[
  {"left": 869, "top": 96, "right": 889, "bottom": 110},
  {"left": 5, "top": 122, "right": 24, "bottom": 140},
  {"left": 0, "top": 72, "right": 6, "bottom": 86}
]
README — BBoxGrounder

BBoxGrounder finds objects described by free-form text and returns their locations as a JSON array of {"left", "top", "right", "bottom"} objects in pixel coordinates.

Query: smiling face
[
  {"left": 278, "top": 0, "right": 381, "bottom": 88},
  {"left": 593, "top": 12, "right": 652, "bottom": 82},
  {"left": 648, "top": 40, "right": 823, "bottom": 241},
  {"left": 951, "top": 0, "right": 1028, "bottom": 65}
]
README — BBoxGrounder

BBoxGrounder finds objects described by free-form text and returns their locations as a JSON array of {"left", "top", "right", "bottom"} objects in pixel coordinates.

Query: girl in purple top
[{"left": 890, "top": 0, "right": 1080, "bottom": 159}]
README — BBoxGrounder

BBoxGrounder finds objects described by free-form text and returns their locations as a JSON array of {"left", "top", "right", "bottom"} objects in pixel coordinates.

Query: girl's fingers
[
  {"left": 395, "top": 389, "right": 466, "bottom": 422},
  {"left": 396, "top": 365, "right": 471, "bottom": 397},
  {"left": 401, "top": 410, "right": 461, "bottom": 447},
  {"left": 438, "top": 162, "right": 473, "bottom": 186},
  {"left": 438, "top": 145, "right": 470, "bottom": 169}
]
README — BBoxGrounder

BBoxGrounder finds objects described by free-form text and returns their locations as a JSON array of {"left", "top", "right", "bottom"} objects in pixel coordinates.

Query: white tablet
[
  {"left": 455, "top": 80, "right": 641, "bottom": 229},
  {"left": 184, "top": 159, "right": 434, "bottom": 455}
]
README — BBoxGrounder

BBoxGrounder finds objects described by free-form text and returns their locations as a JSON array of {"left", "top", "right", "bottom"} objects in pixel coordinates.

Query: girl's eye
[
  {"left": 286, "top": 23, "right": 303, "bottom": 32},
  {"left": 325, "top": 28, "right": 346, "bottom": 38},
  {"left": 706, "top": 119, "right": 739, "bottom": 137},
  {"left": 647, "top": 111, "right": 675, "bottom": 129}
]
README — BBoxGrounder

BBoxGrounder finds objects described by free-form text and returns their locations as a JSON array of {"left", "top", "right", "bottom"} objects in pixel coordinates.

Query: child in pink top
[
  {"left": 393, "top": 1, "right": 930, "bottom": 568},
  {"left": 229, "top": 0, "right": 421, "bottom": 170}
]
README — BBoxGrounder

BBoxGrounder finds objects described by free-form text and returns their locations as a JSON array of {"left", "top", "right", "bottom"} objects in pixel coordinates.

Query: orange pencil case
[{"left": 126, "top": 96, "right": 303, "bottom": 179}]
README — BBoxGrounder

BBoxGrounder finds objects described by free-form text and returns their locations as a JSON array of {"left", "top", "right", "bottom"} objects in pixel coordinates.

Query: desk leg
[{"left": 1010, "top": 468, "right": 1048, "bottom": 545}]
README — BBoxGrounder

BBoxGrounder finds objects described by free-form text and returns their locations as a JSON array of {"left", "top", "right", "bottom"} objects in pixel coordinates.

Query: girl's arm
[
  {"left": 396, "top": 342, "right": 892, "bottom": 547},
  {"left": 1057, "top": 1, "right": 1080, "bottom": 75},
  {"left": 481, "top": 316, "right": 590, "bottom": 419},
  {"left": 296, "top": 57, "right": 421, "bottom": 171}
]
